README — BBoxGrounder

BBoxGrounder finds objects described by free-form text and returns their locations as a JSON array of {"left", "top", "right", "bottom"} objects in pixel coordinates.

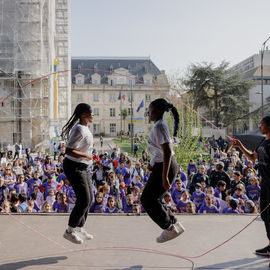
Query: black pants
[
  {"left": 63, "top": 158, "right": 92, "bottom": 228},
  {"left": 260, "top": 184, "right": 270, "bottom": 240},
  {"left": 141, "top": 156, "right": 179, "bottom": 230}
]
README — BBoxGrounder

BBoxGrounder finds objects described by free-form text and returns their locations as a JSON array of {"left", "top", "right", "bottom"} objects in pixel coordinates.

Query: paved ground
[
  {"left": 1, "top": 214, "right": 270, "bottom": 270},
  {"left": 93, "top": 137, "right": 115, "bottom": 155}
]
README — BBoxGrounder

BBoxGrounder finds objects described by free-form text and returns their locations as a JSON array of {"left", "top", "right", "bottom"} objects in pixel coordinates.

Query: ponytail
[
  {"left": 150, "top": 98, "right": 180, "bottom": 137},
  {"left": 169, "top": 105, "right": 180, "bottom": 137},
  {"left": 61, "top": 103, "right": 92, "bottom": 140}
]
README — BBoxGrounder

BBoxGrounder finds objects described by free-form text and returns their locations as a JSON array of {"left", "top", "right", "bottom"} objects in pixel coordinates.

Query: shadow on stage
[
  {"left": 196, "top": 256, "right": 269, "bottom": 269},
  {"left": 0, "top": 256, "right": 67, "bottom": 270}
]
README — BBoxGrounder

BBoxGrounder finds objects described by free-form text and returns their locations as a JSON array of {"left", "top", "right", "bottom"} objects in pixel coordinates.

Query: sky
[{"left": 71, "top": 0, "right": 270, "bottom": 75}]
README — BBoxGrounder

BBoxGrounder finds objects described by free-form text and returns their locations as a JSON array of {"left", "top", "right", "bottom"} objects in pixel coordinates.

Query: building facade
[
  {"left": 0, "top": 0, "right": 71, "bottom": 149},
  {"left": 231, "top": 49, "right": 270, "bottom": 130},
  {"left": 71, "top": 57, "right": 169, "bottom": 136}
]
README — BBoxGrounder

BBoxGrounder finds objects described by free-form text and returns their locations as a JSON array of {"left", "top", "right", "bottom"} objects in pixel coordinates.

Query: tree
[
  {"left": 166, "top": 97, "right": 208, "bottom": 171},
  {"left": 121, "top": 108, "right": 128, "bottom": 135},
  {"left": 183, "top": 61, "right": 253, "bottom": 128}
]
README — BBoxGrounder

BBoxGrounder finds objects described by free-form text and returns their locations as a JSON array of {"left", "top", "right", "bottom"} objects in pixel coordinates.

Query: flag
[
  {"left": 118, "top": 91, "right": 121, "bottom": 100},
  {"left": 136, "top": 100, "right": 144, "bottom": 112}
]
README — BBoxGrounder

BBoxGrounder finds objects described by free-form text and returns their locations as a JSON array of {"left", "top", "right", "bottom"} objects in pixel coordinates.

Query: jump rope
[{"left": 2, "top": 68, "right": 268, "bottom": 269}]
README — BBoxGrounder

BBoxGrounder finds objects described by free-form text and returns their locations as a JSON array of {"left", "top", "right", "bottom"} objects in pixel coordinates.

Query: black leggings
[
  {"left": 141, "top": 156, "right": 179, "bottom": 230},
  {"left": 63, "top": 158, "right": 93, "bottom": 228},
  {"left": 260, "top": 185, "right": 270, "bottom": 240}
]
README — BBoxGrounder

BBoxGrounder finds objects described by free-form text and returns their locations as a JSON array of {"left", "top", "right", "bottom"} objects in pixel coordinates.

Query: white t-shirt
[
  {"left": 66, "top": 124, "right": 93, "bottom": 165},
  {"left": 147, "top": 119, "right": 174, "bottom": 167}
]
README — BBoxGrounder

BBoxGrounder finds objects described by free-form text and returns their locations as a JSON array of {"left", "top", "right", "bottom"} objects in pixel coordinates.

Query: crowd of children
[{"left": 0, "top": 139, "right": 263, "bottom": 215}]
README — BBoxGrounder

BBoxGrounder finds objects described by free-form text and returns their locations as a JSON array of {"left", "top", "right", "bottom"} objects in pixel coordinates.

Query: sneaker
[
  {"left": 77, "top": 227, "right": 94, "bottom": 240},
  {"left": 156, "top": 221, "right": 185, "bottom": 243},
  {"left": 255, "top": 245, "right": 270, "bottom": 256},
  {"left": 63, "top": 230, "right": 84, "bottom": 244}
]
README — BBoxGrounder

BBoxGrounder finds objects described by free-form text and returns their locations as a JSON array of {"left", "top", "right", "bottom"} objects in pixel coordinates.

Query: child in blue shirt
[
  {"left": 214, "top": 180, "right": 226, "bottom": 200},
  {"left": 246, "top": 177, "right": 260, "bottom": 205},
  {"left": 199, "top": 194, "right": 219, "bottom": 213},
  {"left": 223, "top": 199, "right": 239, "bottom": 214},
  {"left": 124, "top": 194, "right": 134, "bottom": 213},
  {"left": 89, "top": 192, "right": 105, "bottom": 213},
  {"left": 171, "top": 179, "right": 185, "bottom": 205},
  {"left": 191, "top": 183, "right": 205, "bottom": 213},
  {"left": 105, "top": 196, "right": 119, "bottom": 213},
  {"left": 233, "top": 184, "right": 248, "bottom": 212},
  {"left": 176, "top": 190, "right": 190, "bottom": 213},
  {"left": 134, "top": 175, "right": 143, "bottom": 189}
]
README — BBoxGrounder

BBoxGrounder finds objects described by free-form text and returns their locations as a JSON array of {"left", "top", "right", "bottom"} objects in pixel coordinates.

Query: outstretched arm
[{"left": 232, "top": 139, "right": 258, "bottom": 162}]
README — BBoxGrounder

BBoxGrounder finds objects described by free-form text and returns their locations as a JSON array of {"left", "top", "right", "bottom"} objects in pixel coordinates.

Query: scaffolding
[{"left": 0, "top": 0, "right": 71, "bottom": 150}]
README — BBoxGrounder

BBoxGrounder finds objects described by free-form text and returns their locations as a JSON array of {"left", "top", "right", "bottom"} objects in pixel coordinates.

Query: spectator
[
  {"left": 209, "top": 161, "right": 230, "bottom": 199},
  {"left": 41, "top": 200, "right": 52, "bottom": 213},
  {"left": 124, "top": 194, "right": 134, "bottom": 213},
  {"left": 171, "top": 179, "right": 184, "bottom": 205},
  {"left": 176, "top": 190, "right": 190, "bottom": 213},
  {"left": 42, "top": 156, "right": 57, "bottom": 179},
  {"left": 188, "top": 165, "right": 209, "bottom": 194},
  {"left": 14, "top": 174, "right": 27, "bottom": 194},
  {"left": 89, "top": 192, "right": 105, "bottom": 213},
  {"left": 105, "top": 196, "right": 119, "bottom": 213}
]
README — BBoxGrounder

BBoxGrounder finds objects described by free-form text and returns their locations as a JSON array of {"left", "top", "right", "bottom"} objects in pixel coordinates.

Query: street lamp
[{"left": 260, "top": 35, "right": 270, "bottom": 118}]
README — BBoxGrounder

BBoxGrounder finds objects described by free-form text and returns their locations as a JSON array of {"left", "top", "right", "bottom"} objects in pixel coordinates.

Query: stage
[{"left": 0, "top": 213, "right": 269, "bottom": 269}]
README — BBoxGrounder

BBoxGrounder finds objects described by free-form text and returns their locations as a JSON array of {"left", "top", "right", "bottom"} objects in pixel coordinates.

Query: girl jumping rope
[
  {"left": 141, "top": 98, "right": 185, "bottom": 243},
  {"left": 61, "top": 103, "right": 94, "bottom": 244}
]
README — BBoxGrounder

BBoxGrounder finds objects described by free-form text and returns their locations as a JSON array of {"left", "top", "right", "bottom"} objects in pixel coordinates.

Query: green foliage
[
  {"left": 166, "top": 98, "right": 208, "bottom": 171},
  {"left": 183, "top": 61, "right": 253, "bottom": 128}
]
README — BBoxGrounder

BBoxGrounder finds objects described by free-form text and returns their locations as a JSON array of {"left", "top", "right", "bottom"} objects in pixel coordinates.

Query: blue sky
[{"left": 71, "top": 0, "right": 270, "bottom": 74}]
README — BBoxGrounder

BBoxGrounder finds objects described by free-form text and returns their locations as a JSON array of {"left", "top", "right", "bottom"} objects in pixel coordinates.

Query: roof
[{"left": 71, "top": 57, "right": 162, "bottom": 84}]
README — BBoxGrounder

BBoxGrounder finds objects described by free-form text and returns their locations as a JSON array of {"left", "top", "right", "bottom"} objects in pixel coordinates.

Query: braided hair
[
  {"left": 150, "top": 98, "right": 179, "bottom": 137},
  {"left": 61, "top": 103, "right": 92, "bottom": 140}
]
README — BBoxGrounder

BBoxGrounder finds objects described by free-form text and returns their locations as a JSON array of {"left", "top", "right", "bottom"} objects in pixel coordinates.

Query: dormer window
[
  {"left": 91, "top": 73, "right": 101, "bottom": 86},
  {"left": 143, "top": 73, "right": 153, "bottom": 86},
  {"left": 75, "top": 73, "right": 85, "bottom": 86}
]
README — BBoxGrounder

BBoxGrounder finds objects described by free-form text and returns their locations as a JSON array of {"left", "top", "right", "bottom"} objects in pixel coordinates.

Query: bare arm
[
  {"left": 161, "top": 142, "right": 172, "bottom": 190},
  {"left": 232, "top": 139, "right": 258, "bottom": 162},
  {"left": 65, "top": 147, "right": 92, "bottom": 160}
]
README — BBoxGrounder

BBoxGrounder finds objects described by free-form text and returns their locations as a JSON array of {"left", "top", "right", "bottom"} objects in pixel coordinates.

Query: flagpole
[
  {"left": 120, "top": 86, "right": 123, "bottom": 142},
  {"left": 130, "top": 81, "right": 133, "bottom": 154}
]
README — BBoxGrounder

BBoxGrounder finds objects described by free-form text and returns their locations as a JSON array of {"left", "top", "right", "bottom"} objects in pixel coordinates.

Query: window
[
  {"left": 93, "top": 108, "right": 99, "bottom": 116},
  {"left": 77, "top": 94, "right": 83, "bottom": 102},
  {"left": 110, "top": 123, "right": 116, "bottom": 133},
  {"left": 93, "top": 124, "right": 100, "bottom": 135},
  {"left": 93, "top": 94, "right": 99, "bottom": 102},
  {"left": 145, "top": 94, "right": 151, "bottom": 102},
  {"left": 110, "top": 80, "right": 114, "bottom": 86},
  {"left": 77, "top": 79, "right": 82, "bottom": 86},
  {"left": 110, "top": 108, "right": 116, "bottom": 117},
  {"left": 93, "top": 80, "right": 98, "bottom": 86},
  {"left": 109, "top": 93, "right": 116, "bottom": 101},
  {"left": 146, "top": 79, "right": 151, "bottom": 85},
  {"left": 128, "top": 108, "right": 133, "bottom": 116}
]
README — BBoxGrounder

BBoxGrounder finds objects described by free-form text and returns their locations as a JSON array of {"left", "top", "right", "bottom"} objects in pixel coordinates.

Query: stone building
[
  {"left": 0, "top": 0, "right": 71, "bottom": 149},
  {"left": 71, "top": 57, "right": 169, "bottom": 136}
]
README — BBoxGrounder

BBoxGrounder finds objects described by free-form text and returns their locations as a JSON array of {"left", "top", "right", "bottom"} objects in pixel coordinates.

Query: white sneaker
[
  {"left": 63, "top": 230, "right": 84, "bottom": 244},
  {"left": 77, "top": 227, "right": 94, "bottom": 240},
  {"left": 156, "top": 221, "right": 185, "bottom": 243}
]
